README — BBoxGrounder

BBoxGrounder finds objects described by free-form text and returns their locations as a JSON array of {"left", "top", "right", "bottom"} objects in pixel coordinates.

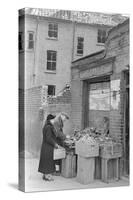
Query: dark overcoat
[{"left": 38, "top": 121, "right": 57, "bottom": 174}]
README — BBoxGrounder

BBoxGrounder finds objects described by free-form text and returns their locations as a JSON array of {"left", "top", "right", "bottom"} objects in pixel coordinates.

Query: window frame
[
  {"left": 48, "top": 23, "right": 58, "bottom": 39},
  {"left": 97, "top": 29, "right": 107, "bottom": 44},
  {"left": 77, "top": 37, "right": 84, "bottom": 55},
  {"left": 47, "top": 50, "right": 57, "bottom": 71},
  {"left": 27, "top": 31, "right": 34, "bottom": 50}
]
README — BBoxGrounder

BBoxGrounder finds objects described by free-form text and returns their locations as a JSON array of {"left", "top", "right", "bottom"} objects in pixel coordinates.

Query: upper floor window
[
  {"left": 28, "top": 31, "right": 34, "bottom": 49},
  {"left": 47, "top": 50, "right": 57, "bottom": 71},
  {"left": 97, "top": 29, "right": 106, "bottom": 43},
  {"left": 77, "top": 37, "right": 84, "bottom": 55},
  {"left": 48, "top": 23, "right": 58, "bottom": 38},
  {"left": 19, "top": 32, "right": 23, "bottom": 50},
  {"left": 48, "top": 85, "right": 56, "bottom": 96}
]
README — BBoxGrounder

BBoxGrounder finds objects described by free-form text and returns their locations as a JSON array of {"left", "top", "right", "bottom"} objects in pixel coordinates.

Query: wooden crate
[
  {"left": 61, "top": 153, "right": 77, "bottom": 178},
  {"left": 101, "top": 157, "right": 121, "bottom": 183},
  {"left": 53, "top": 147, "right": 66, "bottom": 160},
  {"left": 77, "top": 156, "right": 95, "bottom": 184},
  {"left": 75, "top": 140, "right": 99, "bottom": 157},
  {"left": 100, "top": 143, "right": 122, "bottom": 159},
  {"left": 94, "top": 157, "right": 101, "bottom": 179}
]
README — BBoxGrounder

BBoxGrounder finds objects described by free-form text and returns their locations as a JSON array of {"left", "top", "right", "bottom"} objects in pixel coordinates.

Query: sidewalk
[{"left": 23, "top": 158, "right": 129, "bottom": 192}]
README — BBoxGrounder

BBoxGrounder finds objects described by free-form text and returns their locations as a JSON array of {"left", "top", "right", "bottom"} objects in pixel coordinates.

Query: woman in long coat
[{"left": 38, "top": 114, "right": 58, "bottom": 181}]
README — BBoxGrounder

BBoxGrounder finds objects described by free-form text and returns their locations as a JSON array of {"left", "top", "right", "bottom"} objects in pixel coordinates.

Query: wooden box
[
  {"left": 101, "top": 157, "right": 121, "bottom": 183},
  {"left": 75, "top": 140, "right": 99, "bottom": 157},
  {"left": 53, "top": 147, "right": 66, "bottom": 160},
  {"left": 100, "top": 143, "right": 122, "bottom": 159},
  {"left": 94, "top": 157, "right": 102, "bottom": 179},
  {"left": 61, "top": 153, "right": 77, "bottom": 178},
  {"left": 77, "top": 156, "right": 95, "bottom": 184}
]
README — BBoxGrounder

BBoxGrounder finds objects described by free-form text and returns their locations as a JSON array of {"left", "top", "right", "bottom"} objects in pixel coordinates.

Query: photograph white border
[{"left": 0, "top": 0, "right": 132, "bottom": 200}]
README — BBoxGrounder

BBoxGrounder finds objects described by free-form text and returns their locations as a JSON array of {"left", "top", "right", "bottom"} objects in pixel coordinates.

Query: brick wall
[
  {"left": 19, "top": 85, "right": 72, "bottom": 157},
  {"left": 107, "top": 21, "right": 129, "bottom": 155},
  {"left": 71, "top": 68, "right": 83, "bottom": 130},
  {"left": 48, "top": 89, "right": 71, "bottom": 104}
]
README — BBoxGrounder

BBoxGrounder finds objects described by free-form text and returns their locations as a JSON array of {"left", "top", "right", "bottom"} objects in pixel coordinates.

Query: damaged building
[{"left": 71, "top": 19, "right": 129, "bottom": 176}]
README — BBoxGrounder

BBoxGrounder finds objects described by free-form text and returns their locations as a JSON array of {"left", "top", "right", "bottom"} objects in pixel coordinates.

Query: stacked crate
[
  {"left": 75, "top": 140, "right": 99, "bottom": 184},
  {"left": 61, "top": 150, "right": 77, "bottom": 178},
  {"left": 99, "top": 143, "right": 122, "bottom": 183}
]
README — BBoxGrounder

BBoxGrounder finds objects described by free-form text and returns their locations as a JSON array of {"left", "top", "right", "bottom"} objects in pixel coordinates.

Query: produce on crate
[
  {"left": 75, "top": 136, "right": 99, "bottom": 157},
  {"left": 63, "top": 126, "right": 122, "bottom": 156}
]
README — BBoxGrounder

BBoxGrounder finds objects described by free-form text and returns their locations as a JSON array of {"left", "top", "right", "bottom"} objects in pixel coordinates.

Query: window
[
  {"left": 48, "top": 23, "right": 58, "bottom": 38},
  {"left": 48, "top": 85, "right": 56, "bottom": 96},
  {"left": 97, "top": 29, "right": 106, "bottom": 43},
  {"left": 28, "top": 32, "right": 34, "bottom": 49},
  {"left": 19, "top": 32, "right": 23, "bottom": 50},
  {"left": 47, "top": 50, "right": 57, "bottom": 71},
  {"left": 77, "top": 37, "right": 84, "bottom": 55}
]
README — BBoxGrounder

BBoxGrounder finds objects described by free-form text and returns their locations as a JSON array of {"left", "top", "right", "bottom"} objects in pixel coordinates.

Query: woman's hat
[
  {"left": 61, "top": 112, "right": 69, "bottom": 120},
  {"left": 47, "top": 114, "right": 56, "bottom": 121}
]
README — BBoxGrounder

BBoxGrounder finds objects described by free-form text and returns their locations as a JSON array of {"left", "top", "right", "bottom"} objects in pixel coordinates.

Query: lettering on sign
[{"left": 80, "top": 63, "right": 112, "bottom": 79}]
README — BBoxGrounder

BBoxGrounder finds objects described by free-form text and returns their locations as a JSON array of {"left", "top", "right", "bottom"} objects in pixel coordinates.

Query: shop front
[
  {"left": 71, "top": 21, "right": 129, "bottom": 179},
  {"left": 71, "top": 56, "right": 129, "bottom": 178}
]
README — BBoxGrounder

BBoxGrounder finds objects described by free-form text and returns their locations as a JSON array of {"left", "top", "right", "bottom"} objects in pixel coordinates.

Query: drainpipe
[
  {"left": 71, "top": 21, "right": 76, "bottom": 62},
  {"left": 33, "top": 16, "right": 39, "bottom": 85}
]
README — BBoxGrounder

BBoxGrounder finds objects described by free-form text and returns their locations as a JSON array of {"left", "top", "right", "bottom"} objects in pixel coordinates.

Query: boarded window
[
  {"left": 97, "top": 29, "right": 106, "bottom": 43},
  {"left": 77, "top": 37, "right": 84, "bottom": 55},
  {"left": 48, "top": 23, "right": 58, "bottom": 38},
  {"left": 28, "top": 32, "right": 34, "bottom": 49},
  {"left": 47, "top": 50, "right": 57, "bottom": 71}
]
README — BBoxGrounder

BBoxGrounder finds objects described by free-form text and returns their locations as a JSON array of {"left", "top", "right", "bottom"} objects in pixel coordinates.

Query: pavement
[{"left": 22, "top": 158, "right": 129, "bottom": 192}]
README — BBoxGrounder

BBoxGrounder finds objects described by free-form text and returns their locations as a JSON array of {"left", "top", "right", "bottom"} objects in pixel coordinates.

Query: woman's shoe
[{"left": 43, "top": 174, "right": 54, "bottom": 181}]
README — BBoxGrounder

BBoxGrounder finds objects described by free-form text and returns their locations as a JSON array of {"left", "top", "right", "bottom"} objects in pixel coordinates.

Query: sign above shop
[{"left": 80, "top": 62, "right": 113, "bottom": 80}]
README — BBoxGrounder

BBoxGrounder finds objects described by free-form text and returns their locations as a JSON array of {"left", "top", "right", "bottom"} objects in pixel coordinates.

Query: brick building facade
[
  {"left": 19, "top": 8, "right": 127, "bottom": 94},
  {"left": 19, "top": 8, "right": 128, "bottom": 161},
  {"left": 71, "top": 19, "right": 129, "bottom": 176}
]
